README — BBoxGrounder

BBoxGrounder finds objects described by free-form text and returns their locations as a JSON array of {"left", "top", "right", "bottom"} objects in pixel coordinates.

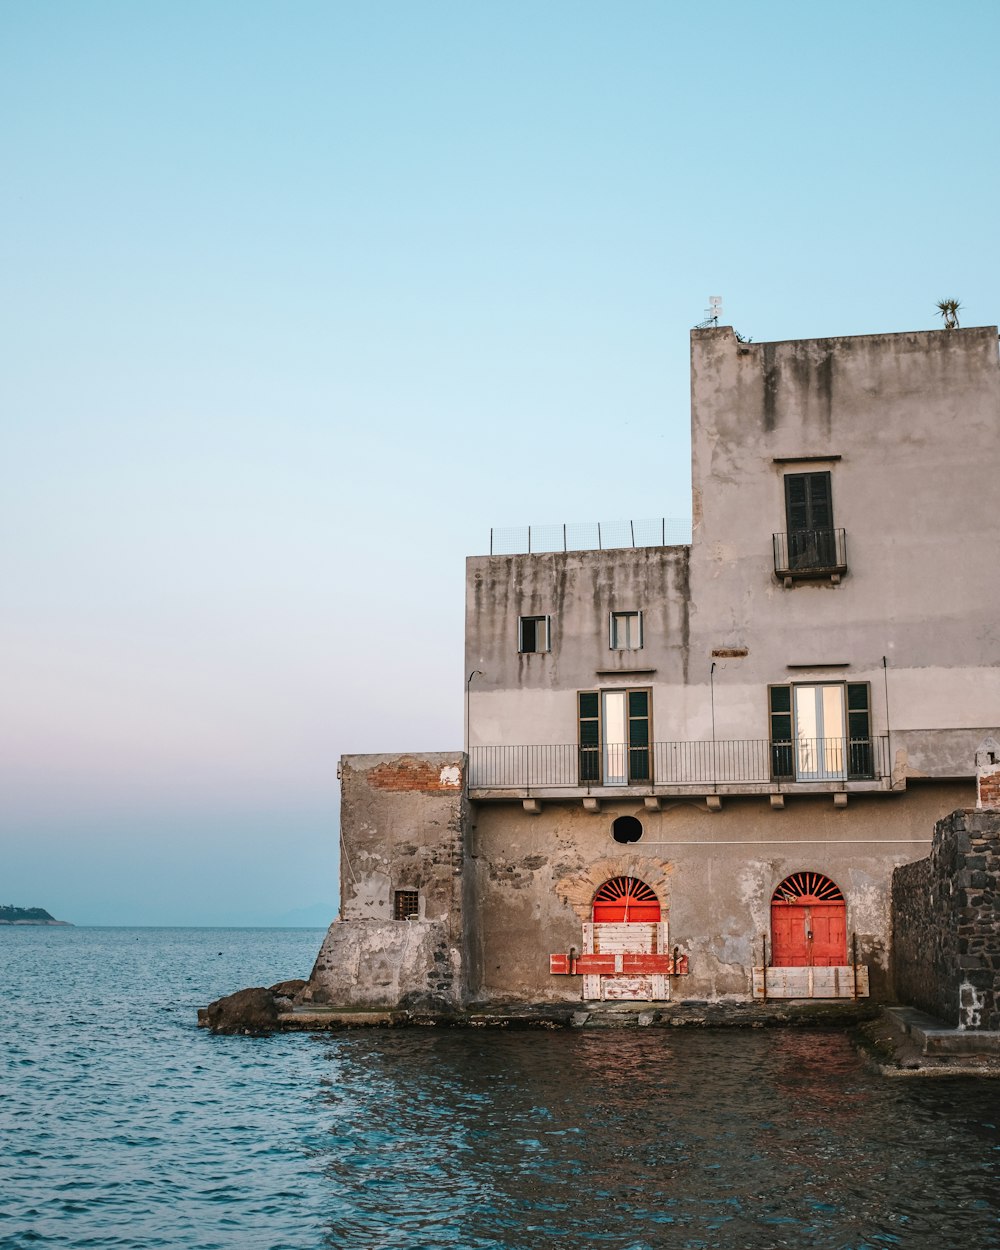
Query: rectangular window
[
  {"left": 768, "top": 682, "right": 873, "bottom": 781},
  {"left": 518, "top": 615, "right": 550, "bottom": 653},
  {"left": 394, "top": 890, "right": 419, "bottom": 920},
  {"left": 784, "top": 472, "right": 836, "bottom": 570},
  {"left": 578, "top": 688, "right": 651, "bottom": 785},
  {"left": 610, "top": 611, "right": 643, "bottom": 650}
]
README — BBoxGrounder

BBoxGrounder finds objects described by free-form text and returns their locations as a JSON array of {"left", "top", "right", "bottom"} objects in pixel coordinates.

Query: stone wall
[
  {"left": 306, "top": 752, "right": 468, "bottom": 1011},
  {"left": 892, "top": 809, "right": 1000, "bottom": 1028}
]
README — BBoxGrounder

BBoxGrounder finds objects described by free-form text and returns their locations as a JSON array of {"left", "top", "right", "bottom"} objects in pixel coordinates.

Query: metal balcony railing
[
  {"left": 468, "top": 736, "right": 890, "bottom": 789},
  {"left": 773, "top": 528, "right": 847, "bottom": 578}
]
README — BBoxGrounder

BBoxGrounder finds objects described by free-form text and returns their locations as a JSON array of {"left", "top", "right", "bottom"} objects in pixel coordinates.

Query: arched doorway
[
  {"left": 770, "top": 872, "right": 846, "bottom": 967},
  {"left": 585, "top": 876, "right": 666, "bottom": 1001},
  {"left": 593, "top": 876, "right": 661, "bottom": 923}
]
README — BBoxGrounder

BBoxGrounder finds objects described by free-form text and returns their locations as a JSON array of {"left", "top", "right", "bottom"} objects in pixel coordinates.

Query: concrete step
[{"left": 884, "top": 1006, "right": 1000, "bottom": 1056}]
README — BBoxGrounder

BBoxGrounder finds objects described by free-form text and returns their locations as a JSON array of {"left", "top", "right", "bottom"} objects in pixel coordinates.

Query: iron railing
[
  {"left": 468, "top": 736, "right": 890, "bottom": 789},
  {"left": 489, "top": 518, "right": 692, "bottom": 556},
  {"left": 773, "top": 528, "right": 847, "bottom": 578}
]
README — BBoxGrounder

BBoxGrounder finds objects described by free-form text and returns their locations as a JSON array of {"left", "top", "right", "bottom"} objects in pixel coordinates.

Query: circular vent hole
[{"left": 611, "top": 815, "right": 643, "bottom": 844}]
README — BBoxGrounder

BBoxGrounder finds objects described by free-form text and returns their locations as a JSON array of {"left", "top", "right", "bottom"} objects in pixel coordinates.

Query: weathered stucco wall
[
  {"left": 468, "top": 782, "right": 970, "bottom": 1004},
  {"left": 308, "top": 752, "right": 468, "bottom": 1010},
  {"left": 688, "top": 324, "right": 1000, "bottom": 779},
  {"left": 892, "top": 808, "right": 1000, "bottom": 1028},
  {"left": 466, "top": 328, "right": 1000, "bottom": 777},
  {"left": 466, "top": 546, "right": 693, "bottom": 745}
]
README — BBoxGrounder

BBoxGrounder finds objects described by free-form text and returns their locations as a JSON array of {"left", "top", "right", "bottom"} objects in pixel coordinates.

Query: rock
[
  {"left": 204, "top": 987, "right": 279, "bottom": 1035},
  {"left": 269, "top": 978, "right": 308, "bottom": 1008},
  {"left": 269, "top": 978, "right": 308, "bottom": 997}
]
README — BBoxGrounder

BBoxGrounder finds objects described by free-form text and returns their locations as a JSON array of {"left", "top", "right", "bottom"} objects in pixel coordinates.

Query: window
[
  {"left": 578, "top": 689, "right": 651, "bottom": 785},
  {"left": 784, "top": 472, "right": 836, "bottom": 570},
  {"left": 518, "top": 615, "right": 550, "bottom": 653},
  {"left": 769, "top": 682, "right": 872, "bottom": 781},
  {"left": 394, "top": 890, "right": 419, "bottom": 920},
  {"left": 610, "top": 611, "right": 643, "bottom": 650}
]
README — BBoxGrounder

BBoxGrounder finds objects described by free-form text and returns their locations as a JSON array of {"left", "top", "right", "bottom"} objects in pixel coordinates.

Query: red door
[
  {"left": 592, "top": 877, "right": 661, "bottom": 923},
  {"left": 770, "top": 873, "right": 846, "bottom": 967}
]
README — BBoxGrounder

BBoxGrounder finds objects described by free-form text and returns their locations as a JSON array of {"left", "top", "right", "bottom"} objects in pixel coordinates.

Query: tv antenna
[{"left": 695, "top": 296, "right": 723, "bottom": 329}]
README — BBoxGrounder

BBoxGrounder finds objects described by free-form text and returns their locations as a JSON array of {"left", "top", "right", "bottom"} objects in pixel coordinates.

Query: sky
[{"left": 2, "top": 1, "right": 998, "bottom": 925}]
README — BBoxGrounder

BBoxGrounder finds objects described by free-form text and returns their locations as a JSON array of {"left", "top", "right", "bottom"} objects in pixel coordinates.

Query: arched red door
[
  {"left": 770, "top": 872, "right": 846, "bottom": 967},
  {"left": 586, "top": 877, "right": 664, "bottom": 1001},
  {"left": 592, "top": 876, "right": 661, "bottom": 923}
]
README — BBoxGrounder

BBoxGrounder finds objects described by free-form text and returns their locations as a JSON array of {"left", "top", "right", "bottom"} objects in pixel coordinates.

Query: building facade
[{"left": 311, "top": 323, "right": 999, "bottom": 1010}]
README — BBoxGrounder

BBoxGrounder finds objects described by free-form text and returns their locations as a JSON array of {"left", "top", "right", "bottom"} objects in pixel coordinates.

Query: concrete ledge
[
  {"left": 884, "top": 1006, "right": 1000, "bottom": 1056},
  {"left": 251, "top": 999, "right": 879, "bottom": 1032},
  {"left": 854, "top": 1008, "right": 1000, "bottom": 1078}
]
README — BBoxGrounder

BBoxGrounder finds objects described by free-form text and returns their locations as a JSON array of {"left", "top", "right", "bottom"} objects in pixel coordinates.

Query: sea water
[{"left": 3, "top": 926, "right": 1000, "bottom": 1250}]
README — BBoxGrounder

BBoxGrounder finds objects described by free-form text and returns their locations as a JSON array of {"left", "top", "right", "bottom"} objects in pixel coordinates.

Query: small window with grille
[{"left": 394, "top": 890, "right": 420, "bottom": 920}]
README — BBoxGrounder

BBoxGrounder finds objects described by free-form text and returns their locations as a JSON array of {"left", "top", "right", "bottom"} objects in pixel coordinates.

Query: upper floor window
[
  {"left": 610, "top": 611, "right": 643, "bottom": 650},
  {"left": 769, "top": 681, "right": 872, "bottom": 781},
  {"left": 518, "top": 615, "right": 550, "bottom": 654},
  {"left": 579, "top": 688, "right": 651, "bottom": 786},
  {"left": 773, "top": 470, "right": 847, "bottom": 580},
  {"left": 784, "top": 472, "right": 837, "bottom": 571}
]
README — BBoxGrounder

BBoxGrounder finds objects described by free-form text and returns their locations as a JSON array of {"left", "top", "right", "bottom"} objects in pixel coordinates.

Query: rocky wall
[
  {"left": 306, "top": 751, "right": 468, "bottom": 1010},
  {"left": 892, "top": 808, "right": 1000, "bottom": 1028}
]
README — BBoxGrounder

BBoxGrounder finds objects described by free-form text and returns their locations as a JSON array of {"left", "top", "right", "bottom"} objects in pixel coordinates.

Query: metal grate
[{"left": 394, "top": 890, "right": 419, "bottom": 920}]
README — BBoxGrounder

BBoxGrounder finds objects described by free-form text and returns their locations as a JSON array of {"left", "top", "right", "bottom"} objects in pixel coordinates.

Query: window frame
[
  {"left": 609, "top": 610, "right": 643, "bottom": 651},
  {"left": 783, "top": 471, "right": 838, "bottom": 573},
  {"left": 393, "top": 890, "right": 420, "bottom": 920},
  {"left": 578, "top": 687, "right": 652, "bottom": 786},
  {"left": 768, "top": 680, "right": 873, "bottom": 782},
  {"left": 518, "top": 614, "right": 551, "bottom": 654}
]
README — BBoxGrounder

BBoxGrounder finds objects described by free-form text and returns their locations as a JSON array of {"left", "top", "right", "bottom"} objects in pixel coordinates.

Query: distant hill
[{"left": 0, "top": 905, "right": 71, "bottom": 926}]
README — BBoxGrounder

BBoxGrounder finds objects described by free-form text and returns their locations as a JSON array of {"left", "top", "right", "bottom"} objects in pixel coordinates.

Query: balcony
[
  {"left": 773, "top": 528, "right": 847, "bottom": 582},
  {"left": 468, "top": 736, "right": 891, "bottom": 797}
]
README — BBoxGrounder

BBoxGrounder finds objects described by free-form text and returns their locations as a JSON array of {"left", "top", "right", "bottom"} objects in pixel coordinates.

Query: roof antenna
[{"left": 695, "top": 296, "right": 723, "bottom": 329}]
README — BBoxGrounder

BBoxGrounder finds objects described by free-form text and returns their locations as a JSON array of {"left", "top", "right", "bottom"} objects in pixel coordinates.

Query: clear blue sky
[{"left": 2, "top": 1, "right": 997, "bottom": 924}]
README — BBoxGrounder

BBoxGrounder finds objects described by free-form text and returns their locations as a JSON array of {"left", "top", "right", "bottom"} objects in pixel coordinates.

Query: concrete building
[{"left": 310, "top": 323, "right": 1000, "bottom": 1011}]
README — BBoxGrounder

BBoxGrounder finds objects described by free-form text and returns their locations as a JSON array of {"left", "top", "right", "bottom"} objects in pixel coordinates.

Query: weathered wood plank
[{"left": 753, "top": 965, "right": 870, "bottom": 999}]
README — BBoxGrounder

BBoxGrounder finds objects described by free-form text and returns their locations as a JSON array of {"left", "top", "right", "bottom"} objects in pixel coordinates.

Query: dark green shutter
[
  {"left": 769, "top": 685, "right": 793, "bottom": 779},
  {"left": 785, "top": 472, "right": 833, "bottom": 533},
  {"left": 627, "top": 690, "right": 650, "bottom": 782},
  {"left": 846, "top": 682, "right": 873, "bottom": 778},
  {"left": 578, "top": 692, "right": 600, "bottom": 783}
]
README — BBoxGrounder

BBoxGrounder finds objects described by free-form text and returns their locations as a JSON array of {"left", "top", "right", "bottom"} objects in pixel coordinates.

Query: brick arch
[{"left": 555, "top": 855, "right": 673, "bottom": 922}]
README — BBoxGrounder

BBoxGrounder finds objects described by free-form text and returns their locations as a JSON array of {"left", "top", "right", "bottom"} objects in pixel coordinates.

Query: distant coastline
[{"left": 0, "top": 905, "right": 71, "bottom": 926}]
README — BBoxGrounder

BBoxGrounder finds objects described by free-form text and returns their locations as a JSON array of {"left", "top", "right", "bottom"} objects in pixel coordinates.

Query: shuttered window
[
  {"left": 785, "top": 472, "right": 833, "bottom": 533},
  {"left": 846, "top": 682, "right": 873, "bottom": 779},
  {"left": 578, "top": 689, "right": 651, "bottom": 784},
  {"left": 769, "top": 685, "right": 794, "bottom": 779},
  {"left": 578, "top": 691, "right": 601, "bottom": 782},
  {"left": 628, "top": 690, "right": 650, "bottom": 782},
  {"left": 769, "top": 681, "right": 873, "bottom": 781}
]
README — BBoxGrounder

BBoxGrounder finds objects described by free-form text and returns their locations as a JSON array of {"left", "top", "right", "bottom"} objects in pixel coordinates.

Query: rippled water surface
[{"left": 3, "top": 927, "right": 1000, "bottom": 1249}]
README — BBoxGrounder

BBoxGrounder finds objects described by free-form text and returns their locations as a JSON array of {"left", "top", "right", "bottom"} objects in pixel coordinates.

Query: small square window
[
  {"left": 394, "top": 890, "right": 419, "bottom": 920},
  {"left": 610, "top": 611, "right": 642, "bottom": 650},
  {"left": 518, "top": 615, "right": 550, "bottom": 653}
]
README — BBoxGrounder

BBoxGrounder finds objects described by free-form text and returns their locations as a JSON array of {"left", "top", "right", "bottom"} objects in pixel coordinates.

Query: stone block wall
[
  {"left": 892, "top": 809, "right": 1000, "bottom": 1028},
  {"left": 307, "top": 752, "right": 469, "bottom": 1011}
]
